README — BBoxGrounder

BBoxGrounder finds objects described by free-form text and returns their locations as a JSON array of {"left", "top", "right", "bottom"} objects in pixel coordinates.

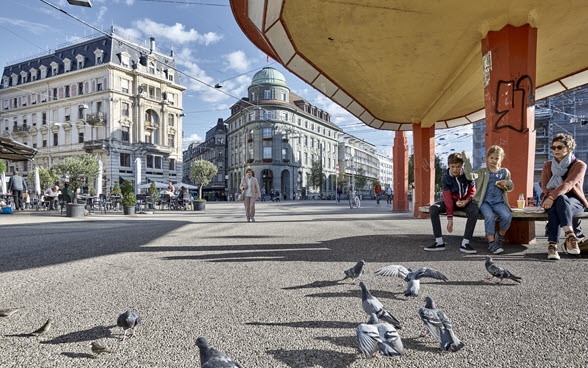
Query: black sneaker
[
  {"left": 488, "top": 242, "right": 504, "bottom": 255},
  {"left": 424, "top": 242, "right": 446, "bottom": 251},
  {"left": 460, "top": 243, "right": 477, "bottom": 254}
]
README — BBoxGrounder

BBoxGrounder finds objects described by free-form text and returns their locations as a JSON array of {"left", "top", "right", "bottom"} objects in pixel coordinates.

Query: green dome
[{"left": 251, "top": 67, "right": 287, "bottom": 86}]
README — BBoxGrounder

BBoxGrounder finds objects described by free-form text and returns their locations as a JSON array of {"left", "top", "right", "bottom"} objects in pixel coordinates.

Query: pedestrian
[
  {"left": 385, "top": 186, "right": 393, "bottom": 205},
  {"left": 240, "top": 168, "right": 261, "bottom": 222},
  {"left": 261, "top": 187, "right": 266, "bottom": 202},
  {"left": 22, "top": 189, "right": 31, "bottom": 210},
  {"left": 540, "top": 133, "right": 587, "bottom": 260},
  {"left": 374, "top": 181, "right": 382, "bottom": 206},
  {"left": 463, "top": 146, "right": 513, "bottom": 255},
  {"left": 270, "top": 188, "right": 274, "bottom": 202},
  {"left": 425, "top": 152, "right": 479, "bottom": 254},
  {"left": 8, "top": 169, "right": 27, "bottom": 210},
  {"left": 336, "top": 186, "right": 342, "bottom": 203}
]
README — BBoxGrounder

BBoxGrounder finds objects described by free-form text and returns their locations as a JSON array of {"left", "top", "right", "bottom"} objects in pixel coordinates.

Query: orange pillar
[
  {"left": 393, "top": 131, "right": 409, "bottom": 212},
  {"left": 481, "top": 24, "right": 537, "bottom": 244},
  {"left": 412, "top": 125, "right": 435, "bottom": 218}
]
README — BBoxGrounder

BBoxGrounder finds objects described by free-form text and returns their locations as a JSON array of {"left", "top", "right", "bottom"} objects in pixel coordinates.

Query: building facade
[
  {"left": 225, "top": 67, "right": 342, "bottom": 199},
  {"left": 0, "top": 28, "right": 185, "bottom": 192}
]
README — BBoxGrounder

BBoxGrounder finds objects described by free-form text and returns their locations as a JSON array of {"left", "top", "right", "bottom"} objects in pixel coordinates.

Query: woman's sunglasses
[{"left": 550, "top": 145, "right": 566, "bottom": 151}]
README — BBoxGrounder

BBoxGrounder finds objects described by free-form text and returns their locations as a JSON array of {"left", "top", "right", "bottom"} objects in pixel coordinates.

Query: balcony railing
[
  {"left": 86, "top": 112, "right": 106, "bottom": 126},
  {"left": 83, "top": 140, "right": 106, "bottom": 151},
  {"left": 12, "top": 125, "right": 29, "bottom": 133}
]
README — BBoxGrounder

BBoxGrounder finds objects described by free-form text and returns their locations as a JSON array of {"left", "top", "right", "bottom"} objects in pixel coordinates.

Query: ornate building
[
  {"left": 225, "top": 67, "right": 342, "bottom": 199},
  {"left": 0, "top": 28, "right": 185, "bottom": 191}
]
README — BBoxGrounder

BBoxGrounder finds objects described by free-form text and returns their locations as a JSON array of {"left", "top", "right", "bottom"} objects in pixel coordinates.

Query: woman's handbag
[{"left": 238, "top": 193, "right": 244, "bottom": 201}]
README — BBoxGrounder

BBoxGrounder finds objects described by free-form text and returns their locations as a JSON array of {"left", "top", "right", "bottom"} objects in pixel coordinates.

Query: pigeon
[
  {"left": 418, "top": 297, "right": 464, "bottom": 352},
  {"left": 343, "top": 260, "right": 366, "bottom": 284},
  {"left": 30, "top": 318, "right": 53, "bottom": 336},
  {"left": 196, "top": 337, "right": 244, "bottom": 368},
  {"left": 375, "top": 265, "right": 448, "bottom": 297},
  {"left": 485, "top": 256, "right": 521, "bottom": 284},
  {"left": 356, "top": 313, "right": 404, "bottom": 357},
  {"left": 91, "top": 341, "right": 111, "bottom": 355},
  {"left": 0, "top": 308, "right": 20, "bottom": 317},
  {"left": 359, "top": 282, "right": 402, "bottom": 330},
  {"left": 117, "top": 310, "right": 141, "bottom": 341}
]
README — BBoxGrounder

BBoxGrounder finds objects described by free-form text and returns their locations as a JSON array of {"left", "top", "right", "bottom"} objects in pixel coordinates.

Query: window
[
  {"left": 76, "top": 54, "right": 85, "bottom": 69},
  {"left": 78, "top": 82, "right": 83, "bottom": 95},
  {"left": 121, "top": 127, "right": 129, "bottom": 142},
  {"left": 40, "top": 65, "right": 47, "bottom": 79},
  {"left": 120, "top": 52, "right": 130, "bottom": 68},
  {"left": 51, "top": 62, "right": 58, "bottom": 76},
  {"left": 20, "top": 71, "right": 27, "bottom": 84},
  {"left": 167, "top": 134, "right": 174, "bottom": 147},
  {"left": 78, "top": 107, "right": 85, "bottom": 119},
  {"left": 97, "top": 82, "right": 103, "bottom": 91},
  {"left": 65, "top": 85, "right": 70, "bottom": 98},
  {"left": 262, "top": 127, "right": 272, "bottom": 139},
  {"left": 121, "top": 79, "right": 129, "bottom": 94},
  {"left": 122, "top": 102, "right": 129, "bottom": 117},
  {"left": 263, "top": 147, "right": 272, "bottom": 159},
  {"left": 64, "top": 58, "right": 71, "bottom": 73},
  {"left": 168, "top": 114, "right": 174, "bottom": 126},
  {"left": 53, "top": 133, "right": 58, "bottom": 146},
  {"left": 43, "top": 140, "right": 47, "bottom": 147},
  {"left": 146, "top": 155, "right": 162, "bottom": 169},
  {"left": 148, "top": 62, "right": 155, "bottom": 74},
  {"left": 120, "top": 153, "right": 131, "bottom": 167},
  {"left": 52, "top": 88, "right": 57, "bottom": 100},
  {"left": 42, "top": 113, "right": 47, "bottom": 125},
  {"left": 169, "top": 158, "right": 175, "bottom": 171},
  {"left": 65, "top": 115, "right": 70, "bottom": 122},
  {"left": 78, "top": 132, "right": 84, "bottom": 143},
  {"left": 264, "top": 90, "right": 271, "bottom": 99}
]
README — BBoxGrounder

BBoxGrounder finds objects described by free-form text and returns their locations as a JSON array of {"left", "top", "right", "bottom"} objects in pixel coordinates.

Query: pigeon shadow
[
  {"left": 401, "top": 336, "right": 441, "bottom": 353},
  {"left": 246, "top": 320, "right": 357, "bottom": 329},
  {"left": 267, "top": 348, "right": 358, "bottom": 367},
  {"left": 305, "top": 288, "right": 404, "bottom": 301},
  {"left": 4, "top": 333, "right": 34, "bottom": 338},
  {"left": 282, "top": 280, "right": 343, "bottom": 290},
  {"left": 40, "top": 325, "right": 116, "bottom": 345},
  {"left": 61, "top": 352, "right": 96, "bottom": 359},
  {"left": 525, "top": 251, "right": 585, "bottom": 261}
]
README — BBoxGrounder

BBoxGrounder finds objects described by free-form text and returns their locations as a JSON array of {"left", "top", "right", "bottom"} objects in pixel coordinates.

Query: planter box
[
  {"left": 123, "top": 205, "right": 136, "bottom": 215},
  {"left": 66, "top": 203, "right": 85, "bottom": 217},
  {"left": 193, "top": 200, "right": 206, "bottom": 211}
]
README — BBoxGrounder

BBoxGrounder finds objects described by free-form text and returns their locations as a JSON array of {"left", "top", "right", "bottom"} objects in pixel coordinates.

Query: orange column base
[{"left": 505, "top": 221, "right": 537, "bottom": 245}]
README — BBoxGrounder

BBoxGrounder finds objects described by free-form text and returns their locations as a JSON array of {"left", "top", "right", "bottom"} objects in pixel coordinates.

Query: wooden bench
[{"left": 418, "top": 206, "right": 588, "bottom": 221}]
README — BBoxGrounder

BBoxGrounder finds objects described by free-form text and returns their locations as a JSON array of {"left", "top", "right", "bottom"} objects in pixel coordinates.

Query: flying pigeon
[
  {"left": 359, "top": 282, "right": 402, "bottom": 330},
  {"left": 31, "top": 318, "right": 53, "bottom": 336},
  {"left": 0, "top": 308, "right": 20, "bottom": 317},
  {"left": 196, "top": 337, "right": 244, "bottom": 368},
  {"left": 375, "top": 265, "right": 448, "bottom": 297},
  {"left": 91, "top": 341, "right": 111, "bottom": 355},
  {"left": 418, "top": 297, "right": 464, "bottom": 352},
  {"left": 356, "top": 313, "right": 404, "bottom": 357},
  {"left": 117, "top": 310, "right": 141, "bottom": 341},
  {"left": 485, "top": 256, "right": 522, "bottom": 284},
  {"left": 343, "top": 260, "right": 366, "bottom": 284}
]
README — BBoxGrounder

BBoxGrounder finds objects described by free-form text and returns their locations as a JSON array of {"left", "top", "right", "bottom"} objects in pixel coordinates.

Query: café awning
[{"left": 0, "top": 137, "right": 37, "bottom": 161}]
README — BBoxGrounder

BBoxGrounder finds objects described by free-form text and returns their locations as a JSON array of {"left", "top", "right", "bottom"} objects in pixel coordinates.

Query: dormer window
[
  {"left": 11, "top": 73, "right": 18, "bottom": 86},
  {"left": 50, "top": 61, "right": 58, "bottom": 76},
  {"left": 148, "top": 62, "right": 155, "bottom": 74},
  {"left": 30, "top": 68, "right": 37, "bottom": 81},
  {"left": 76, "top": 54, "right": 85, "bottom": 69},
  {"left": 39, "top": 65, "right": 47, "bottom": 79},
  {"left": 20, "top": 71, "right": 28, "bottom": 84},
  {"left": 63, "top": 58, "right": 71, "bottom": 73},
  {"left": 166, "top": 69, "right": 174, "bottom": 82},
  {"left": 2, "top": 76, "right": 9, "bottom": 88},
  {"left": 120, "top": 52, "right": 130, "bottom": 68},
  {"left": 94, "top": 48, "right": 104, "bottom": 65}
]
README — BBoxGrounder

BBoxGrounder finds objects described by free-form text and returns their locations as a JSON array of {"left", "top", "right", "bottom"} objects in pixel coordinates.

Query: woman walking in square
[{"left": 240, "top": 168, "right": 261, "bottom": 222}]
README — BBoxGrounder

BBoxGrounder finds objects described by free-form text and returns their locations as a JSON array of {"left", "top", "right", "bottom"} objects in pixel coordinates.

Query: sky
[{"left": 0, "top": 0, "right": 472, "bottom": 158}]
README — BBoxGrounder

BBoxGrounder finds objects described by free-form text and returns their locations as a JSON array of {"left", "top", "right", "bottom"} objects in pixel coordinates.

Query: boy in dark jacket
[{"left": 425, "top": 153, "right": 479, "bottom": 253}]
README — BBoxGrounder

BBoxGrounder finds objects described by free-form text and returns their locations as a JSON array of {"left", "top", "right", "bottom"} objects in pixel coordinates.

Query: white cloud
[
  {"left": 96, "top": 6, "right": 108, "bottom": 24},
  {"left": 114, "top": 25, "right": 143, "bottom": 41},
  {"left": 132, "top": 19, "right": 221, "bottom": 45},
  {"left": 182, "top": 133, "right": 203, "bottom": 150},
  {"left": 0, "top": 17, "right": 52, "bottom": 35},
  {"left": 224, "top": 50, "right": 250, "bottom": 73}
]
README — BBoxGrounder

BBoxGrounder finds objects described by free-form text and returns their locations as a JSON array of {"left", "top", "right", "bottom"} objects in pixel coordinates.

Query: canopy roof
[
  {"left": 230, "top": 0, "right": 588, "bottom": 130},
  {"left": 0, "top": 137, "right": 37, "bottom": 161}
]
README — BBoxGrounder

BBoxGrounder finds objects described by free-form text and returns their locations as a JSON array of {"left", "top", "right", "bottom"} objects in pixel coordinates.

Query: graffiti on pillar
[
  {"left": 421, "top": 158, "right": 431, "bottom": 173},
  {"left": 494, "top": 76, "right": 534, "bottom": 132}
]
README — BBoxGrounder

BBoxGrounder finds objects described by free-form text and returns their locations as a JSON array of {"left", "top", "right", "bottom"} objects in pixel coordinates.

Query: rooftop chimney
[{"left": 150, "top": 37, "right": 155, "bottom": 53}]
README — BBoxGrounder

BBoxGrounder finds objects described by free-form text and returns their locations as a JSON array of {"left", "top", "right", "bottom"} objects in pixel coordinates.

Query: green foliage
[
  {"left": 89, "top": 187, "right": 96, "bottom": 196},
  {"left": 52, "top": 155, "right": 100, "bottom": 203},
  {"left": 336, "top": 171, "right": 348, "bottom": 191},
  {"left": 111, "top": 181, "right": 122, "bottom": 196},
  {"left": 39, "top": 166, "right": 59, "bottom": 191},
  {"left": 121, "top": 180, "right": 137, "bottom": 206},
  {"left": 189, "top": 160, "right": 218, "bottom": 200},
  {"left": 355, "top": 168, "right": 368, "bottom": 191},
  {"left": 308, "top": 159, "right": 325, "bottom": 193},
  {"left": 408, "top": 154, "right": 446, "bottom": 189},
  {"left": 148, "top": 181, "right": 160, "bottom": 203},
  {"left": 0, "top": 159, "right": 6, "bottom": 175}
]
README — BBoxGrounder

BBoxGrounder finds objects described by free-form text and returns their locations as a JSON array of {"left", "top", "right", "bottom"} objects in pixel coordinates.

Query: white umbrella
[
  {"left": 95, "top": 160, "right": 103, "bottom": 196},
  {"left": 174, "top": 182, "right": 198, "bottom": 190},
  {"left": 139, "top": 181, "right": 168, "bottom": 189},
  {"left": 1, "top": 172, "right": 7, "bottom": 195},
  {"left": 134, "top": 157, "right": 141, "bottom": 195},
  {"left": 34, "top": 166, "right": 41, "bottom": 196}
]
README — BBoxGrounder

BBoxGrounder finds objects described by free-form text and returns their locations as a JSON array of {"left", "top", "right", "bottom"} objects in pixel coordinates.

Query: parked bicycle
[{"left": 349, "top": 191, "right": 361, "bottom": 209}]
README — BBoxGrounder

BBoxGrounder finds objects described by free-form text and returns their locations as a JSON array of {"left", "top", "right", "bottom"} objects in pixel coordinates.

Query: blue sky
[{"left": 1, "top": 0, "right": 471, "bottom": 158}]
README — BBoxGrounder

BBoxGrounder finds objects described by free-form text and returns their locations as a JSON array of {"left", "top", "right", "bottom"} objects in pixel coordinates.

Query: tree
[
  {"left": 308, "top": 159, "right": 325, "bottom": 194},
  {"left": 189, "top": 160, "right": 218, "bottom": 200},
  {"left": 121, "top": 179, "right": 137, "bottom": 207},
  {"left": 52, "top": 155, "right": 100, "bottom": 203},
  {"left": 336, "top": 171, "right": 348, "bottom": 192},
  {"left": 355, "top": 167, "right": 368, "bottom": 192},
  {"left": 0, "top": 159, "right": 6, "bottom": 175},
  {"left": 148, "top": 181, "right": 160, "bottom": 203}
]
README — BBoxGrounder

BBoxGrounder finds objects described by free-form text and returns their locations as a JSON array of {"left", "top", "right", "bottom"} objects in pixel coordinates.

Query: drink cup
[{"left": 517, "top": 199, "right": 525, "bottom": 209}]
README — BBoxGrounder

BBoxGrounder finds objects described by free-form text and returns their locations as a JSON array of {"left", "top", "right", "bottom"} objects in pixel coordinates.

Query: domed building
[{"left": 225, "top": 67, "right": 342, "bottom": 199}]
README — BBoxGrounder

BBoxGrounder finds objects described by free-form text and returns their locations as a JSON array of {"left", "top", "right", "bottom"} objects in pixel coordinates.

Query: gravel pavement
[{"left": 0, "top": 201, "right": 587, "bottom": 367}]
